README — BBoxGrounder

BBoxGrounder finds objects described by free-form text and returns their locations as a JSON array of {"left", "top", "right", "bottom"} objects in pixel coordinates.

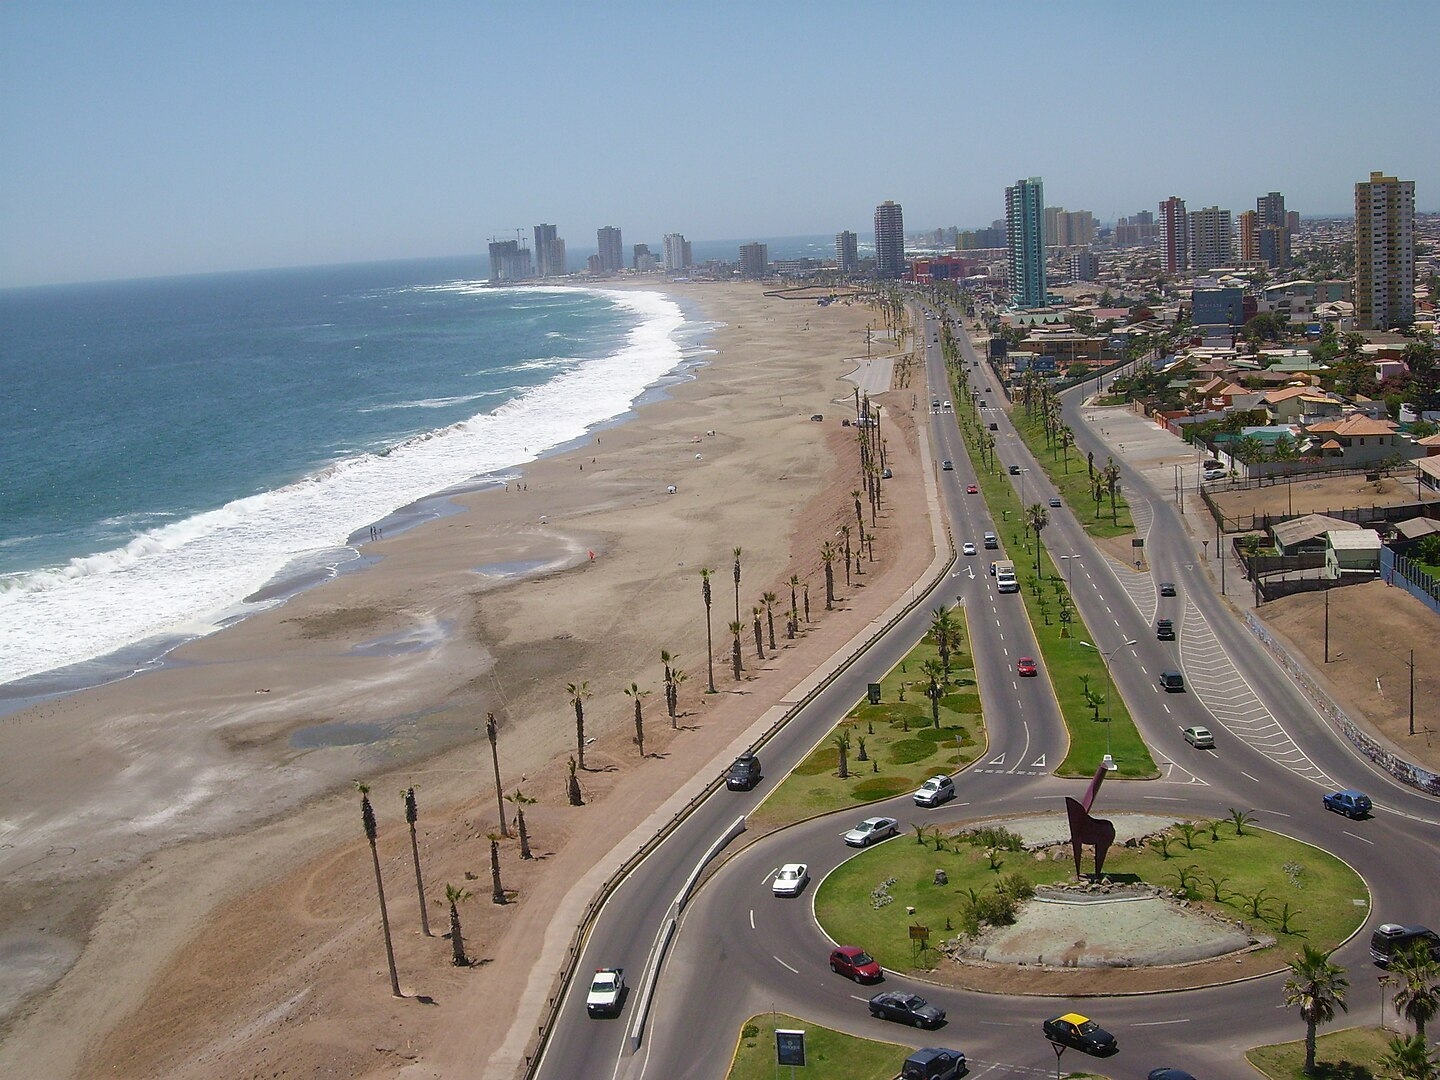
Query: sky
[{"left": 1, "top": 1, "right": 1435, "bottom": 288}]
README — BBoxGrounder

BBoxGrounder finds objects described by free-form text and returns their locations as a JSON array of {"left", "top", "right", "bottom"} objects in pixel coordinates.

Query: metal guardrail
[
  {"left": 521, "top": 532, "right": 959, "bottom": 1077},
  {"left": 1244, "top": 611, "right": 1440, "bottom": 796}
]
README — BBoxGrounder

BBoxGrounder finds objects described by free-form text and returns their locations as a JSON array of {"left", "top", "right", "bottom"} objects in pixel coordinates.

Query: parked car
[
  {"left": 1183, "top": 725, "right": 1215, "bottom": 749},
  {"left": 1158, "top": 670, "right": 1186, "bottom": 692},
  {"left": 1203, "top": 468, "right": 1227, "bottom": 481},
  {"left": 830, "top": 945, "right": 883, "bottom": 983},
  {"left": 1159, "top": 581, "right": 1178, "bottom": 596},
  {"left": 1323, "top": 789, "right": 1372, "bottom": 818},
  {"left": 1043, "top": 1012, "right": 1118, "bottom": 1056},
  {"left": 882, "top": 467, "right": 893, "bottom": 479},
  {"left": 869, "top": 991, "right": 945, "bottom": 1028},
  {"left": 810, "top": 413, "right": 824, "bottom": 422},
  {"left": 844, "top": 816, "right": 899, "bottom": 847},
  {"left": 913, "top": 775, "right": 956, "bottom": 807},
  {"left": 942, "top": 460, "right": 954, "bottom": 471},
  {"left": 1370, "top": 923, "right": 1440, "bottom": 966},
  {"left": 1156, "top": 618, "right": 1176, "bottom": 640},
  {"left": 772, "top": 863, "right": 809, "bottom": 897},
  {"left": 727, "top": 753, "right": 761, "bottom": 790},
  {"left": 1017, "top": 656, "right": 1038, "bottom": 677},
  {"left": 902, "top": 1046, "right": 967, "bottom": 1080},
  {"left": 962, "top": 542, "right": 977, "bottom": 556}
]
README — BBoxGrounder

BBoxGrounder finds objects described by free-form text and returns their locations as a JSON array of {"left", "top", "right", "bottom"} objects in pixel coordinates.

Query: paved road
[{"left": 532, "top": 307, "right": 1440, "bottom": 1080}]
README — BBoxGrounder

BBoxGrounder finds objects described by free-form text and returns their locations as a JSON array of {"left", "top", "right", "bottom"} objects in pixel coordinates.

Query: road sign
[
  {"left": 776, "top": 1029, "right": 806, "bottom": 1067},
  {"left": 867, "top": 683, "right": 882, "bottom": 705}
]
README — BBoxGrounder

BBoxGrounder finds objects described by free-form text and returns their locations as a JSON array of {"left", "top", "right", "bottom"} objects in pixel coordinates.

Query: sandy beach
[{"left": 0, "top": 281, "right": 937, "bottom": 1079}]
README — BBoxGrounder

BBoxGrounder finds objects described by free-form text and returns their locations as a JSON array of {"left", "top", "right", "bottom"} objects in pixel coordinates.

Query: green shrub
[
  {"left": 997, "top": 871, "right": 1035, "bottom": 902},
  {"left": 850, "top": 777, "right": 912, "bottom": 801},
  {"left": 958, "top": 825, "right": 1026, "bottom": 851},
  {"left": 887, "top": 739, "right": 934, "bottom": 765}
]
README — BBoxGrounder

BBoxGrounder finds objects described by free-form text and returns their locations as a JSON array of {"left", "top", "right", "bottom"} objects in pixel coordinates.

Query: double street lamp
[{"left": 1080, "top": 637, "right": 1138, "bottom": 767}]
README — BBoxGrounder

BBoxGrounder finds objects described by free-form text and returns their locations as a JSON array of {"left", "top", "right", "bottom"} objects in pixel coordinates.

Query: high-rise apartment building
[
  {"left": 836, "top": 230, "right": 859, "bottom": 273},
  {"left": 533, "top": 224, "right": 558, "bottom": 277},
  {"left": 1258, "top": 226, "right": 1290, "bottom": 269},
  {"left": 873, "top": 200, "right": 905, "bottom": 278},
  {"left": 1043, "top": 206, "right": 1063, "bottom": 248},
  {"left": 1187, "top": 206, "right": 1233, "bottom": 272},
  {"left": 596, "top": 226, "right": 624, "bottom": 274},
  {"left": 1238, "top": 211, "right": 1259, "bottom": 264},
  {"left": 1256, "top": 191, "right": 1287, "bottom": 228},
  {"left": 739, "top": 242, "right": 769, "bottom": 278},
  {"left": 488, "top": 240, "right": 533, "bottom": 282},
  {"left": 1354, "top": 171, "right": 1415, "bottom": 330},
  {"left": 633, "top": 244, "right": 655, "bottom": 271},
  {"left": 1005, "top": 177, "right": 1047, "bottom": 307},
  {"left": 1069, "top": 250, "right": 1100, "bottom": 282},
  {"left": 1159, "top": 196, "right": 1188, "bottom": 275},
  {"left": 663, "top": 233, "right": 691, "bottom": 271}
]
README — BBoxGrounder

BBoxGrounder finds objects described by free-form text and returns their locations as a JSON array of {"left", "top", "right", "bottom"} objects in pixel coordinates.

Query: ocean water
[{"left": 0, "top": 257, "right": 706, "bottom": 693}]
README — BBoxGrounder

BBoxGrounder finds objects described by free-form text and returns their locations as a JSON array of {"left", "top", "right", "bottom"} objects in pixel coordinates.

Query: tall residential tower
[
  {"left": 836, "top": 230, "right": 859, "bottom": 273},
  {"left": 1005, "top": 177, "right": 1046, "bottom": 307},
  {"left": 1159, "top": 196, "right": 1188, "bottom": 276},
  {"left": 1355, "top": 171, "right": 1415, "bottom": 330},
  {"left": 873, "top": 201, "right": 905, "bottom": 278},
  {"left": 596, "top": 226, "right": 624, "bottom": 274}
]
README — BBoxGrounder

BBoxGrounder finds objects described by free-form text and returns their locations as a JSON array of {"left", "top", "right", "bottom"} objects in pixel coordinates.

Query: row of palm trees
[{"left": 1285, "top": 942, "right": 1440, "bottom": 1077}]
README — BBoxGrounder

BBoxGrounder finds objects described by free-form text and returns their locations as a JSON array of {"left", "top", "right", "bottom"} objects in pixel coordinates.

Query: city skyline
[{"left": 2, "top": 2, "right": 1436, "bottom": 288}]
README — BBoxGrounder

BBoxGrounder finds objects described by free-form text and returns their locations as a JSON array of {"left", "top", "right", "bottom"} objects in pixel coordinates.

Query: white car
[
  {"left": 772, "top": 863, "right": 809, "bottom": 897},
  {"left": 962, "top": 542, "right": 977, "bottom": 556},
  {"left": 843, "top": 816, "right": 899, "bottom": 847},
  {"left": 913, "top": 775, "right": 955, "bottom": 807}
]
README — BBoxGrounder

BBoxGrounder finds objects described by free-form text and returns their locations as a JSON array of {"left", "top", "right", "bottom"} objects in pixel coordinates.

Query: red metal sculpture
[{"left": 1065, "top": 760, "right": 1117, "bottom": 879}]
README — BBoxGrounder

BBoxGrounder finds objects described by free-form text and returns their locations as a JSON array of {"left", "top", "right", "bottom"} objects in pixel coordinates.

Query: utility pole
[
  {"left": 1407, "top": 649, "right": 1415, "bottom": 736},
  {"left": 1323, "top": 585, "right": 1330, "bottom": 663}
]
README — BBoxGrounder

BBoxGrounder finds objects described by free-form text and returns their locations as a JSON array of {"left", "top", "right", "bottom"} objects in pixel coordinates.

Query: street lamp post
[{"left": 1080, "top": 638, "right": 1138, "bottom": 765}]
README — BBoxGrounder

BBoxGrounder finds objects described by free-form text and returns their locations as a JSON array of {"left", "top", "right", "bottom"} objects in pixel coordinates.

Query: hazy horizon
[{"left": 3, "top": 1, "right": 1435, "bottom": 288}]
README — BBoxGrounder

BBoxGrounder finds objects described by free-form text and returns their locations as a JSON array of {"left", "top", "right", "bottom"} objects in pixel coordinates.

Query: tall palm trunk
[
  {"left": 358, "top": 784, "right": 401, "bottom": 997},
  {"left": 445, "top": 884, "right": 471, "bottom": 966},
  {"left": 729, "top": 620, "right": 743, "bottom": 680},
  {"left": 752, "top": 606, "right": 765, "bottom": 660},
  {"left": 489, "top": 837, "right": 506, "bottom": 904},
  {"left": 701, "top": 568, "right": 717, "bottom": 693},
  {"left": 485, "top": 714, "right": 509, "bottom": 837},
  {"left": 732, "top": 548, "right": 742, "bottom": 630},
  {"left": 403, "top": 787, "right": 431, "bottom": 937}
]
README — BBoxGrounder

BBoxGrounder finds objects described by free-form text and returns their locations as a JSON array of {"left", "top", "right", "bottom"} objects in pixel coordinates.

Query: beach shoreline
[{"left": 0, "top": 280, "right": 936, "bottom": 1080}]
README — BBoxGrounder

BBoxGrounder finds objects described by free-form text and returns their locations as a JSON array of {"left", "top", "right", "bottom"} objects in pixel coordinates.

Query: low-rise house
[
  {"left": 1325, "top": 529, "right": 1382, "bottom": 579},
  {"left": 1390, "top": 516, "right": 1440, "bottom": 553},
  {"left": 1272, "top": 514, "right": 1362, "bottom": 556},
  {"left": 1302, "top": 413, "right": 1405, "bottom": 464}
]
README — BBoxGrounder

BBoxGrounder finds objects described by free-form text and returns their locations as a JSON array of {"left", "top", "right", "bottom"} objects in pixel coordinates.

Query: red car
[
  {"left": 830, "top": 945, "right": 883, "bottom": 983},
  {"left": 1017, "top": 656, "right": 1038, "bottom": 677},
  {"left": 966, "top": 484, "right": 978, "bottom": 494}
]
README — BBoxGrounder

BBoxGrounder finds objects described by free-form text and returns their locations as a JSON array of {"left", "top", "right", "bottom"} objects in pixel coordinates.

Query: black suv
[
  {"left": 726, "top": 753, "right": 761, "bottom": 790},
  {"left": 1156, "top": 618, "right": 1175, "bottom": 641}
]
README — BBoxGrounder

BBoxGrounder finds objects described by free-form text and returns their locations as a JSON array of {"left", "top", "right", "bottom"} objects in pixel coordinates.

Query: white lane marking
[
  {"left": 1258, "top": 809, "right": 1291, "bottom": 817},
  {"left": 761, "top": 868, "right": 778, "bottom": 885},
  {"left": 1131, "top": 1018, "right": 1192, "bottom": 1027},
  {"left": 1343, "top": 831, "right": 1374, "bottom": 846},
  {"left": 988, "top": 753, "right": 1007, "bottom": 765},
  {"left": 1030, "top": 754, "right": 1047, "bottom": 767},
  {"left": 1241, "top": 771, "right": 1261, "bottom": 783},
  {"left": 1143, "top": 795, "right": 1185, "bottom": 802},
  {"left": 749, "top": 909, "right": 755, "bottom": 930},
  {"left": 774, "top": 956, "right": 798, "bottom": 974}
]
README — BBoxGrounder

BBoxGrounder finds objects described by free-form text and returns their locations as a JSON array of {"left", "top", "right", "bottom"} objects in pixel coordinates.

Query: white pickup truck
[{"left": 586, "top": 968, "right": 626, "bottom": 1017}]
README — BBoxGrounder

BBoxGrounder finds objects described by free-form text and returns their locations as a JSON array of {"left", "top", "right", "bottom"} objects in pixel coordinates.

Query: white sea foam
[{"left": 0, "top": 287, "right": 691, "bottom": 687}]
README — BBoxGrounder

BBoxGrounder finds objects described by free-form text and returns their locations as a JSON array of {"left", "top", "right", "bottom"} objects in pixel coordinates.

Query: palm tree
[
  {"left": 1282, "top": 945, "right": 1348, "bottom": 1075},
  {"left": 728, "top": 620, "right": 743, "bottom": 680},
  {"left": 505, "top": 788, "right": 536, "bottom": 859},
  {"left": 732, "top": 547, "right": 743, "bottom": 628},
  {"left": 444, "top": 884, "right": 472, "bottom": 966},
  {"left": 833, "top": 730, "right": 851, "bottom": 779},
  {"left": 402, "top": 786, "right": 431, "bottom": 936},
  {"left": 661, "top": 649, "right": 680, "bottom": 725},
  {"left": 1391, "top": 942, "right": 1440, "bottom": 1041},
  {"left": 1026, "top": 503, "right": 1049, "bottom": 577},
  {"left": 624, "top": 682, "right": 650, "bottom": 757},
  {"left": 566, "top": 756, "right": 583, "bottom": 806},
  {"left": 787, "top": 575, "right": 800, "bottom": 638},
  {"left": 762, "top": 591, "right": 778, "bottom": 650},
  {"left": 1059, "top": 425, "right": 1074, "bottom": 473},
  {"left": 567, "top": 681, "right": 591, "bottom": 769},
  {"left": 486, "top": 833, "right": 507, "bottom": 904},
  {"left": 839, "top": 524, "right": 853, "bottom": 586},
  {"left": 802, "top": 581, "right": 810, "bottom": 623},
  {"left": 700, "top": 568, "right": 717, "bottom": 693},
  {"left": 852, "top": 489, "right": 864, "bottom": 547},
  {"left": 356, "top": 781, "right": 401, "bottom": 997},
  {"left": 1102, "top": 458, "right": 1121, "bottom": 525},
  {"left": 1379, "top": 1033, "right": 1439, "bottom": 1080},
  {"left": 930, "top": 608, "right": 954, "bottom": 674},
  {"left": 821, "top": 542, "right": 836, "bottom": 610},
  {"left": 485, "top": 713, "right": 508, "bottom": 838},
  {"left": 751, "top": 605, "right": 765, "bottom": 660},
  {"left": 921, "top": 658, "right": 946, "bottom": 728}
]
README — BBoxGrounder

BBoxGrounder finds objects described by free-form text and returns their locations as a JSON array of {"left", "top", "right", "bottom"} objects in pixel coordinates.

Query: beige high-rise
[{"left": 1354, "top": 171, "right": 1415, "bottom": 330}]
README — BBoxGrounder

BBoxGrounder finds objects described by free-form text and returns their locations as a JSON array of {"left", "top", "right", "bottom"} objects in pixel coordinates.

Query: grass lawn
[
  {"left": 725, "top": 1012, "right": 909, "bottom": 1080},
  {"left": 949, "top": 377, "right": 1157, "bottom": 778},
  {"left": 815, "top": 820, "right": 1368, "bottom": 976},
  {"left": 752, "top": 608, "right": 986, "bottom": 827},
  {"left": 1247, "top": 1026, "right": 1395, "bottom": 1079},
  {"left": 1008, "top": 407, "right": 1136, "bottom": 540}
]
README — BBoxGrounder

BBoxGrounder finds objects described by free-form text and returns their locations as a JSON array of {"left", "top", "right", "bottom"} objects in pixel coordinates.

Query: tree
[
  {"left": 1391, "top": 942, "right": 1440, "bottom": 1041},
  {"left": 787, "top": 575, "right": 801, "bottom": 638},
  {"left": 833, "top": 730, "right": 851, "bottom": 779},
  {"left": 732, "top": 547, "right": 743, "bottom": 628},
  {"left": 505, "top": 788, "right": 535, "bottom": 859},
  {"left": 567, "top": 680, "right": 591, "bottom": 769},
  {"left": 728, "top": 620, "right": 743, "bottom": 680},
  {"left": 762, "top": 591, "right": 778, "bottom": 651},
  {"left": 444, "top": 884, "right": 472, "bottom": 966},
  {"left": 930, "top": 607, "right": 955, "bottom": 673},
  {"left": 1025, "top": 503, "right": 1049, "bottom": 577},
  {"left": 1379, "top": 1033, "right": 1440, "bottom": 1080},
  {"left": 661, "top": 649, "right": 680, "bottom": 726},
  {"left": 356, "top": 782, "right": 401, "bottom": 997},
  {"left": 624, "top": 682, "right": 650, "bottom": 757},
  {"left": 1102, "top": 458, "right": 1122, "bottom": 525},
  {"left": 700, "top": 568, "right": 717, "bottom": 693},
  {"left": 402, "top": 786, "right": 431, "bottom": 937},
  {"left": 751, "top": 605, "right": 765, "bottom": 660},
  {"left": 487, "top": 834, "right": 507, "bottom": 904},
  {"left": 840, "top": 524, "right": 853, "bottom": 586},
  {"left": 566, "top": 756, "right": 583, "bottom": 806},
  {"left": 1282, "top": 945, "right": 1349, "bottom": 1076},
  {"left": 821, "top": 542, "right": 836, "bottom": 609},
  {"left": 921, "top": 658, "right": 946, "bottom": 728},
  {"left": 485, "top": 713, "right": 509, "bottom": 838}
]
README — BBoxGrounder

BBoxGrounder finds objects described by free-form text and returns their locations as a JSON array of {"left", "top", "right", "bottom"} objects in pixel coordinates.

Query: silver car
[
  {"left": 843, "top": 816, "right": 898, "bottom": 847},
  {"left": 913, "top": 776, "right": 955, "bottom": 807},
  {"left": 772, "top": 863, "right": 809, "bottom": 897}
]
